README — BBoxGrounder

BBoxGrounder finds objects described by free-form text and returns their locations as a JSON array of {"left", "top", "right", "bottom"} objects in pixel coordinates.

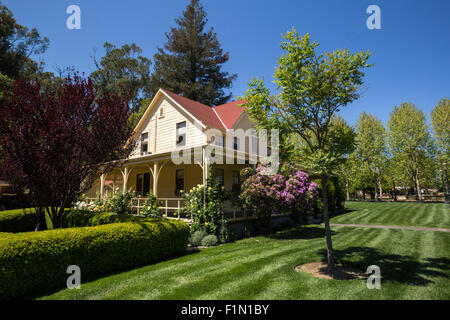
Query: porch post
[
  {"left": 122, "top": 166, "right": 128, "bottom": 193},
  {"left": 153, "top": 161, "right": 160, "bottom": 198},
  {"left": 99, "top": 173, "right": 106, "bottom": 200}
]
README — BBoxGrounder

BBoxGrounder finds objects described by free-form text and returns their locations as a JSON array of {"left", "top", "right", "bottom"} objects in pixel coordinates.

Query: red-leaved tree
[{"left": 0, "top": 74, "right": 134, "bottom": 230}]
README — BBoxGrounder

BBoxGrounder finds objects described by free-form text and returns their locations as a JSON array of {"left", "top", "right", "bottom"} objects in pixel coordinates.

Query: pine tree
[{"left": 150, "top": 0, "right": 236, "bottom": 106}]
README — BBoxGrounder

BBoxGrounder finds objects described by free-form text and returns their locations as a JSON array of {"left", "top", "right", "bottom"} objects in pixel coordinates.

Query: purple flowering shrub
[{"left": 240, "top": 163, "right": 319, "bottom": 227}]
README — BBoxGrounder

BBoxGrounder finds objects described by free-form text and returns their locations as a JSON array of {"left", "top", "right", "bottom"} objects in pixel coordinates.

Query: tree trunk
[
  {"left": 345, "top": 179, "right": 350, "bottom": 201},
  {"left": 34, "top": 207, "right": 48, "bottom": 231},
  {"left": 378, "top": 179, "right": 383, "bottom": 201},
  {"left": 416, "top": 173, "right": 422, "bottom": 202},
  {"left": 393, "top": 181, "right": 397, "bottom": 201},
  {"left": 321, "top": 174, "right": 335, "bottom": 268}
]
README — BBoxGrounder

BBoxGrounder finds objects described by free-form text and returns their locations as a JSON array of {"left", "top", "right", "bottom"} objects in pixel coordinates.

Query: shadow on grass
[
  {"left": 22, "top": 247, "right": 201, "bottom": 300},
  {"left": 317, "top": 246, "right": 450, "bottom": 286},
  {"left": 267, "top": 225, "right": 338, "bottom": 240},
  {"left": 329, "top": 209, "right": 355, "bottom": 219}
]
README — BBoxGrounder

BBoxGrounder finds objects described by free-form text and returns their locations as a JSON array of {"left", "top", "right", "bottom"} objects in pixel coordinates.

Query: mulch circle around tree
[{"left": 294, "top": 262, "right": 368, "bottom": 280}]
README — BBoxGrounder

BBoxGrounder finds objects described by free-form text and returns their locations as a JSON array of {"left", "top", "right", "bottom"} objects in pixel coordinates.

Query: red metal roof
[{"left": 160, "top": 89, "right": 246, "bottom": 130}]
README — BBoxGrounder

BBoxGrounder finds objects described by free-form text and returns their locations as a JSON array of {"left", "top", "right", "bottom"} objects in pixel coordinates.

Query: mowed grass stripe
[{"left": 332, "top": 201, "right": 450, "bottom": 228}]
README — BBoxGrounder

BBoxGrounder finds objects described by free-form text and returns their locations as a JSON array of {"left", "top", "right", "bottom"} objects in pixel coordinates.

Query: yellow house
[{"left": 85, "top": 88, "right": 266, "bottom": 215}]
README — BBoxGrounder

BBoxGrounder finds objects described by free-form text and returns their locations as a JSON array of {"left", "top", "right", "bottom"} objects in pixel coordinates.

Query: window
[
  {"left": 232, "top": 170, "right": 241, "bottom": 195},
  {"left": 140, "top": 132, "right": 148, "bottom": 155},
  {"left": 215, "top": 135, "right": 224, "bottom": 147},
  {"left": 176, "top": 121, "right": 186, "bottom": 147},
  {"left": 215, "top": 168, "right": 224, "bottom": 186},
  {"left": 175, "top": 169, "right": 184, "bottom": 196},
  {"left": 233, "top": 137, "right": 240, "bottom": 150},
  {"left": 251, "top": 136, "right": 258, "bottom": 154},
  {"left": 159, "top": 107, "right": 165, "bottom": 118},
  {"left": 136, "top": 173, "right": 150, "bottom": 196}
]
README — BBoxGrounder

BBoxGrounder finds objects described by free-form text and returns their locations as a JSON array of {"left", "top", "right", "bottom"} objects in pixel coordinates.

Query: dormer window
[
  {"left": 141, "top": 132, "right": 148, "bottom": 155},
  {"left": 176, "top": 121, "right": 186, "bottom": 147}
]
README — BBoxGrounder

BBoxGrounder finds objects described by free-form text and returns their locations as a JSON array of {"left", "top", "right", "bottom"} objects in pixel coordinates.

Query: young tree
[
  {"left": 0, "top": 74, "right": 134, "bottom": 229},
  {"left": 90, "top": 42, "right": 152, "bottom": 113},
  {"left": 388, "top": 103, "right": 434, "bottom": 201},
  {"left": 242, "top": 29, "right": 371, "bottom": 267},
  {"left": 355, "top": 112, "right": 387, "bottom": 200},
  {"left": 150, "top": 0, "right": 236, "bottom": 106}
]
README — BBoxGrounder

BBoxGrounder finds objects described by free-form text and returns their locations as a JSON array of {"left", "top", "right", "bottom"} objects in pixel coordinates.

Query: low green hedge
[
  {"left": 0, "top": 219, "right": 190, "bottom": 298},
  {"left": 62, "top": 210, "right": 149, "bottom": 228},
  {"left": 0, "top": 208, "right": 37, "bottom": 233}
]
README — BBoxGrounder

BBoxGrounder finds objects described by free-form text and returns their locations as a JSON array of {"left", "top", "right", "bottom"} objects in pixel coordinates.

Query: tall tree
[
  {"left": 431, "top": 97, "right": 450, "bottom": 164},
  {"left": 91, "top": 42, "right": 152, "bottom": 113},
  {"left": 0, "top": 1, "right": 49, "bottom": 79},
  {"left": 388, "top": 103, "right": 434, "bottom": 201},
  {"left": 0, "top": 74, "right": 134, "bottom": 229},
  {"left": 151, "top": 0, "right": 236, "bottom": 106},
  {"left": 242, "top": 28, "right": 371, "bottom": 268},
  {"left": 355, "top": 112, "right": 387, "bottom": 200}
]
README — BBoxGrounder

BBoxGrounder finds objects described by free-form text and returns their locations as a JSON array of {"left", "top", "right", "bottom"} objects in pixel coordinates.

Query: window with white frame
[
  {"left": 140, "top": 132, "right": 149, "bottom": 155},
  {"left": 176, "top": 121, "right": 186, "bottom": 147},
  {"left": 215, "top": 135, "right": 224, "bottom": 147}
]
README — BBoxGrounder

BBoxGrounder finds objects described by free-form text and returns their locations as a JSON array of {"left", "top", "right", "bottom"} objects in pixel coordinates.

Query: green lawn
[
  {"left": 331, "top": 201, "right": 450, "bottom": 229},
  {"left": 38, "top": 202, "right": 450, "bottom": 300}
]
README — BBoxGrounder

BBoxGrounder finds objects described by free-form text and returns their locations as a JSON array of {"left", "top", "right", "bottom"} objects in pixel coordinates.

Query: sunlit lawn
[
  {"left": 38, "top": 202, "right": 450, "bottom": 300},
  {"left": 331, "top": 201, "right": 450, "bottom": 229}
]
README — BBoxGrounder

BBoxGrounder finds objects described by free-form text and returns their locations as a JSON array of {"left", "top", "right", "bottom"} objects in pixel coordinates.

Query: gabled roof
[
  {"left": 213, "top": 100, "right": 246, "bottom": 130},
  {"left": 161, "top": 89, "right": 225, "bottom": 129},
  {"left": 161, "top": 89, "right": 246, "bottom": 130},
  {"left": 132, "top": 88, "right": 247, "bottom": 140}
]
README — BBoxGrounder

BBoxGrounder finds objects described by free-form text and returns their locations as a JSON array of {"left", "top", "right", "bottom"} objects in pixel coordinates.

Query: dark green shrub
[
  {"left": 0, "top": 208, "right": 36, "bottom": 232},
  {"left": 190, "top": 230, "right": 208, "bottom": 246},
  {"left": 0, "top": 219, "right": 189, "bottom": 298},
  {"left": 201, "top": 234, "right": 218, "bottom": 247},
  {"left": 218, "top": 219, "right": 234, "bottom": 243}
]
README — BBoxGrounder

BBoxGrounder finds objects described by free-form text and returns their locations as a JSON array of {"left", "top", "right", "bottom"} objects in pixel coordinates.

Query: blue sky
[{"left": 4, "top": 0, "right": 450, "bottom": 126}]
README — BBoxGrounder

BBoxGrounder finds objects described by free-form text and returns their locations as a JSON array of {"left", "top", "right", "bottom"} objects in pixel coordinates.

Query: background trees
[
  {"left": 242, "top": 28, "right": 371, "bottom": 267},
  {"left": 0, "top": 74, "right": 134, "bottom": 229},
  {"left": 90, "top": 42, "right": 152, "bottom": 113},
  {"left": 150, "top": 0, "right": 236, "bottom": 106},
  {"left": 431, "top": 97, "right": 449, "bottom": 165},
  {"left": 0, "top": 1, "right": 49, "bottom": 80},
  {"left": 388, "top": 103, "right": 435, "bottom": 201},
  {"left": 355, "top": 112, "right": 387, "bottom": 200}
]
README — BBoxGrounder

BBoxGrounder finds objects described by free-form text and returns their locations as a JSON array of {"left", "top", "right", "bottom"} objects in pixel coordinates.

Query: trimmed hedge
[
  {"left": 62, "top": 210, "right": 150, "bottom": 228},
  {"left": 0, "top": 219, "right": 190, "bottom": 298},
  {"left": 0, "top": 208, "right": 37, "bottom": 233}
]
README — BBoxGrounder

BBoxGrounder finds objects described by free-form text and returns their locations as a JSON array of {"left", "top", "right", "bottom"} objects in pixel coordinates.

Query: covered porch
[{"left": 84, "top": 150, "right": 250, "bottom": 221}]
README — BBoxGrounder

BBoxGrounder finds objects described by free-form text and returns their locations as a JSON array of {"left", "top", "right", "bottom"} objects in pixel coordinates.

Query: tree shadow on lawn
[
  {"left": 329, "top": 208, "right": 355, "bottom": 219},
  {"left": 317, "top": 246, "right": 450, "bottom": 286},
  {"left": 23, "top": 246, "right": 202, "bottom": 300},
  {"left": 267, "top": 225, "right": 338, "bottom": 240}
]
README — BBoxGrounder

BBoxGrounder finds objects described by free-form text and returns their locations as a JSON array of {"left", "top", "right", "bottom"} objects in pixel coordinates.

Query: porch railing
[{"left": 78, "top": 197, "right": 289, "bottom": 223}]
